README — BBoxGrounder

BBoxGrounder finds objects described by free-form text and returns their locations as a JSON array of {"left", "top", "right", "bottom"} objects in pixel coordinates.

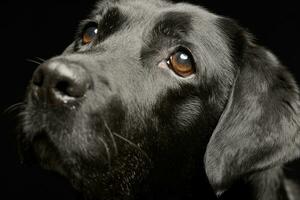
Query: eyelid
[
  {"left": 157, "top": 46, "right": 194, "bottom": 66},
  {"left": 167, "top": 46, "right": 195, "bottom": 68},
  {"left": 165, "top": 46, "right": 196, "bottom": 78},
  {"left": 77, "top": 21, "right": 99, "bottom": 47},
  {"left": 170, "top": 46, "right": 193, "bottom": 57},
  {"left": 81, "top": 22, "right": 99, "bottom": 36}
]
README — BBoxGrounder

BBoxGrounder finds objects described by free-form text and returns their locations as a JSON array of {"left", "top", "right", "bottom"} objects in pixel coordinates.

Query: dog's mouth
[
  {"left": 19, "top": 129, "right": 68, "bottom": 177},
  {"left": 33, "top": 131, "right": 66, "bottom": 172},
  {"left": 19, "top": 127, "right": 109, "bottom": 196},
  {"left": 19, "top": 94, "right": 153, "bottom": 200}
]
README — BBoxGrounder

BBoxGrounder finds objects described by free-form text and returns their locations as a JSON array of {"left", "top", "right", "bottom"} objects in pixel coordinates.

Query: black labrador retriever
[{"left": 19, "top": 0, "right": 300, "bottom": 199}]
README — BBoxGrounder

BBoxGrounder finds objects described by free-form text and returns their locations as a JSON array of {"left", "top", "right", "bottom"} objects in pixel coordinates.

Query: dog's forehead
[
  {"left": 90, "top": 0, "right": 218, "bottom": 30},
  {"left": 93, "top": 0, "right": 170, "bottom": 13},
  {"left": 73, "top": 0, "right": 231, "bottom": 81}
]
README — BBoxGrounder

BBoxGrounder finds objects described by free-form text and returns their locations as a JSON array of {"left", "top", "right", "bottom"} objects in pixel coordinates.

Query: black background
[{"left": 0, "top": 1, "right": 299, "bottom": 199}]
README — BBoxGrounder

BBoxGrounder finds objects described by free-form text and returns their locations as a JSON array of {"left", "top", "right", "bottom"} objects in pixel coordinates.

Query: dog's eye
[
  {"left": 167, "top": 48, "right": 195, "bottom": 78},
  {"left": 82, "top": 26, "right": 98, "bottom": 45}
]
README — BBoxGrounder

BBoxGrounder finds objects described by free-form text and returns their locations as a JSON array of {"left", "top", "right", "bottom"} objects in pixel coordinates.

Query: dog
[{"left": 18, "top": 0, "right": 300, "bottom": 199}]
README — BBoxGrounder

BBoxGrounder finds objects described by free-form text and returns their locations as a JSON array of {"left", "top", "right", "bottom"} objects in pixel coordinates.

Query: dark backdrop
[{"left": 0, "top": 1, "right": 299, "bottom": 199}]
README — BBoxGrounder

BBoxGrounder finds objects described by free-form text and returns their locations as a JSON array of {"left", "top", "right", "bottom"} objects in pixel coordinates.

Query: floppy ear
[{"left": 204, "top": 20, "right": 300, "bottom": 194}]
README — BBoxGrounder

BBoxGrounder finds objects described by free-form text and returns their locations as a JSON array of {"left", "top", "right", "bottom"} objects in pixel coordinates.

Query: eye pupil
[
  {"left": 167, "top": 48, "right": 195, "bottom": 78},
  {"left": 82, "top": 26, "right": 98, "bottom": 45},
  {"left": 175, "top": 52, "right": 191, "bottom": 65}
]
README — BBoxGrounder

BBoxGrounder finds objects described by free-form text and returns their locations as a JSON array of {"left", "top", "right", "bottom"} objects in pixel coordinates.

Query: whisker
[
  {"left": 3, "top": 102, "right": 25, "bottom": 114},
  {"left": 35, "top": 57, "right": 46, "bottom": 62},
  {"left": 112, "top": 132, "right": 151, "bottom": 165},
  {"left": 26, "top": 58, "right": 42, "bottom": 65},
  {"left": 98, "top": 137, "right": 112, "bottom": 170},
  {"left": 104, "top": 121, "right": 118, "bottom": 156}
]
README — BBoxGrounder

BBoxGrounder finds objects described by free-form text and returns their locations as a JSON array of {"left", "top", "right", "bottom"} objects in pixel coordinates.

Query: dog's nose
[{"left": 31, "top": 59, "right": 92, "bottom": 104}]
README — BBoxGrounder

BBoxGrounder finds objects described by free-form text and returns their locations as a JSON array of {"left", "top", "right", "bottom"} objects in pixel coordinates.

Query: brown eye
[
  {"left": 82, "top": 26, "right": 98, "bottom": 45},
  {"left": 167, "top": 48, "right": 195, "bottom": 78}
]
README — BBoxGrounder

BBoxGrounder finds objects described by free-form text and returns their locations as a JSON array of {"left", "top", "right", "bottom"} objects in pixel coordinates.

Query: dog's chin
[
  {"left": 20, "top": 128, "right": 111, "bottom": 194},
  {"left": 31, "top": 132, "right": 68, "bottom": 176},
  {"left": 25, "top": 132, "right": 87, "bottom": 194}
]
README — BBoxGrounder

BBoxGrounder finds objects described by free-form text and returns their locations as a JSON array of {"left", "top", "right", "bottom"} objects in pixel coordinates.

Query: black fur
[{"left": 19, "top": 0, "right": 300, "bottom": 200}]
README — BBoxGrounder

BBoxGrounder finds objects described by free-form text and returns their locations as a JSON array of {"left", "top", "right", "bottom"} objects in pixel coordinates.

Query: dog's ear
[{"left": 204, "top": 18, "right": 300, "bottom": 194}]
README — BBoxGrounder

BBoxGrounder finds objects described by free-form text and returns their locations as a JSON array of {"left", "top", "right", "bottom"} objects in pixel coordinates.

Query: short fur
[{"left": 19, "top": 0, "right": 300, "bottom": 199}]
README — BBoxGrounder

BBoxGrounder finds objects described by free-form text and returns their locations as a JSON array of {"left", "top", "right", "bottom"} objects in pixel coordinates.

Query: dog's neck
[
  {"left": 221, "top": 167, "right": 291, "bottom": 200},
  {"left": 133, "top": 165, "right": 297, "bottom": 200}
]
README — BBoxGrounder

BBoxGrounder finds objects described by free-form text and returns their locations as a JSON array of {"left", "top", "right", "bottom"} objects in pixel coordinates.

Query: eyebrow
[
  {"left": 96, "top": 7, "right": 127, "bottom": 42},
  {"left": 141, "top": 11, "right": 193, "bottom": 62},
  {"left": 152, "top": 11, "right": 192, "bottom": 39}
]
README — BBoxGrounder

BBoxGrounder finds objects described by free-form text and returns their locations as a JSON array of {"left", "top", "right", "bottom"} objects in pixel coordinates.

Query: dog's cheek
[{"left": 174, "top": 98, "right": 203, "bottom": 130}]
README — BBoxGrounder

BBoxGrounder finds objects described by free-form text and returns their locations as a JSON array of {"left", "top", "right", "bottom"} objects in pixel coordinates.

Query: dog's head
[{"left": 19, "top": 0, "right": 300, "bottom": 199}]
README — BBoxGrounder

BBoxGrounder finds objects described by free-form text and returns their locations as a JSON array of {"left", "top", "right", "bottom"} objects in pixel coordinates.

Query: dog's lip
[{"left": 22, "top": 130, "right": 68, "bottom": 177}]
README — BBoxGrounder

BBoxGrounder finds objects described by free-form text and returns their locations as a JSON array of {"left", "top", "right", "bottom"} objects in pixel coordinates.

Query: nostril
[
  {"left": 55, "top": 79, "right": 87, "bottom": 98},
  {"left": 55, "top": 81, "right": 71, "bottom": 96}
]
